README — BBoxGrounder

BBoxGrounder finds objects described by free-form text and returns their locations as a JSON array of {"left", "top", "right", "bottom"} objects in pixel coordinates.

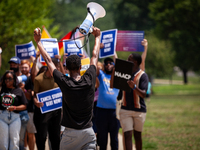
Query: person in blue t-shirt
[{"left": 96, "top": 55, "right": 120, "bottom": 150}]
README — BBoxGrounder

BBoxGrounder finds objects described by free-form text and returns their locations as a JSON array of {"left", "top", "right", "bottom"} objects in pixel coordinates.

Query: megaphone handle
[
  {"left": 87, "top": 7, "right": 95, "bottom": 25},
  {"left": 72, "top": 28, "right": 90, "bottom": 50}
]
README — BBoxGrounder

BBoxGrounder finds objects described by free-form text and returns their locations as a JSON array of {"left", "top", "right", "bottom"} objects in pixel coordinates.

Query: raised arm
[
  {"left": 140, "top": 39, "right": 148, "bottom": 71},
  {"left": 0, "top": 47, "right": 2, "bottom": 69},
  {"left": 55, "top": 55, "right": 65, "bottom": 74},
  {"left": 31, "top": 51, "right": 40, "bottom": 82},
  {"left": 90, "top": 27, "right": 101, "bottom": 69},
  {"left": 34, "top": 28, "right": 56, "bottom": 76},
  {"left": 113, "top": 51, "right": 118, "bottom": 63}
]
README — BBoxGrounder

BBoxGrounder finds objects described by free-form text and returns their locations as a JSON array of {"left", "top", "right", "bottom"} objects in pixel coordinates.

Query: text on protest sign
[
  {"left": 112, "top": 58, "right": 133, "bottom": 92},
  {"left": 116, "top": 31, "right": 144, "bottom": 52},
  {"left": 40, "top": 38, "right": 59, "bottom": 62},
  {"left": 63, "top": 40, "right": 83, "bottom": 56},
  {"left": 15, "top": 41, "right": 36, "bottom": 60},
  {"left": 36, "top": 87, "right": 62, "bottom": 114},
  {"left": 99, "top": 29, "right": 118, "bottom": 58}
]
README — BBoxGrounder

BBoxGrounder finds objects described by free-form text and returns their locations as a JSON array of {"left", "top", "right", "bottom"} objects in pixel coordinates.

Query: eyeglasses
[
  {"left": 105, "top": 62, "right": 114, "bottom": 66},
  {"left": 5, "top": 78, "right": 13, "bottom": 81}
]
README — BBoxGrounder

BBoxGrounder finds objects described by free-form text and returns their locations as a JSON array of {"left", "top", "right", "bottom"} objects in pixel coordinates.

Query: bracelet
[
  {"left": 14, "top": 106, "right": 16, "bottom": 110},
  {"left": 133, "top": 84, "right": 136, "bottom": 90}
]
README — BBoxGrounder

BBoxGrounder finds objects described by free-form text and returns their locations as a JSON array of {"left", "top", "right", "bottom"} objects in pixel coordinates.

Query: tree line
[{"left": 1, "top": 0, "right": 199, "bottom": 84}]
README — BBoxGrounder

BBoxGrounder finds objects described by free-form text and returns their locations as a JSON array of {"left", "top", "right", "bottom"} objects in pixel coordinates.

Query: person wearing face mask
[
  {"left": 95, "top": 53, "right": 120, "bottom": 150},
  {"left": 9, "top": 56, "right": 22, "bottom": 76},
  {"left": 0, "top": 70, "right": 27, "bottom": 150},
  {"left": 8, "top": 56, "right": 29, "bottom": 150}
]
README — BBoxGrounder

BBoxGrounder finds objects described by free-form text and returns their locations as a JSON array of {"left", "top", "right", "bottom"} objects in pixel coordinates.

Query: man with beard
[{"left": 95, "top": 56, "right": 120, "bottom": 150}]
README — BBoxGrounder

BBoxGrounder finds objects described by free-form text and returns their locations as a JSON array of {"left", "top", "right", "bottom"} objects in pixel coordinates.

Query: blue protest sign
[
  {"left": 15, "top": 41, "right": 36, "bottom": 60},
  {"left": 40, "top": 38, "right": 59, "bottom": 62},
  {"left": 63, "top": 40, "right": 83, "bottom": 56},
  {"left": 36, "top": 87, "right": 62, "bottom": 114},
  {"left": 99, "top": 29, "right": 118, "bottom": 58}
]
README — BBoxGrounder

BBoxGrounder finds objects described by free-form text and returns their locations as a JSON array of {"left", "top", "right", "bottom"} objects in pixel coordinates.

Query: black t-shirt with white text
[
  {"left": 53, "top": 65, "right": 96, "bottom": 129},
  {"left": 0, "top": 87, "right": 28, "bottom": 113}
]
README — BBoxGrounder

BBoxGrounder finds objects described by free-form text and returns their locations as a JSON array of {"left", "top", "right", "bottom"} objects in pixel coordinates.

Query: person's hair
[
  {"left": 52, "top": 58, "right": 59, "bottom": 67},
  {"left": 1, "top": 70, "right": 18, "bottom": 89},
  {"left": 37, "top": 66, "right": 48, "bottom": 76},
  {"left": 21, "top": 60, "right": 30, "bottom": 66},
  {"left": 131, "top": 53, "right": 142, "bottom": 66},
  {"left": 65, "top": 55, "right": 81, "bottom": 71},
  {"left": 104, "top": 57, "right": 113, "bottom": 64}
]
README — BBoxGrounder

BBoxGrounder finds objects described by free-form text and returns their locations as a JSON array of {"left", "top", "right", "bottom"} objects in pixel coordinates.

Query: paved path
[{"left": 107, "top": 133, "right": 136, "bottom": 150}]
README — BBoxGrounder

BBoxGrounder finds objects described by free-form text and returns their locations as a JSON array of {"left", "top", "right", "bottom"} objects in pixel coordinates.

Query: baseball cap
[
  {"left": 8, "top": 56, "right": 21, "bottom": 64},
  {"left": 104, "top": 57, "right": 113, "bottom": 64}
]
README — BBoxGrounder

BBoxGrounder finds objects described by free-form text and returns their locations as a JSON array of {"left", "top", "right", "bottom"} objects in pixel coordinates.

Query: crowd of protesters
[{"left": 0, "top": 27, "right": 150, "bottom": 150}]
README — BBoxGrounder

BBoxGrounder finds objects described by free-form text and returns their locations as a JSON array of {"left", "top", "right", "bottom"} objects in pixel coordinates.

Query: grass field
[{"left": 142, "top": 83, "right": 200, "bottom": 150}]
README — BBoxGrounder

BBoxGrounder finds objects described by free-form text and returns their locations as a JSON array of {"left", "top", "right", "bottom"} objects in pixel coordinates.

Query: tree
[
  {"left": 112, "top": 0, "right": 155, "bottom": 30},
  {"left": 0, "top": 0, "right": 59, "bottom": 76},
  {"left": 149, "top": 0, "right": 200, "bottom": 84}
]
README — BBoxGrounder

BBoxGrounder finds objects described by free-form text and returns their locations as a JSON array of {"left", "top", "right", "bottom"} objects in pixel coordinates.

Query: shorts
[
  {"left": 119, "top": 109, "right": 146, "bottom": 132},
  {"left": 26, "top": 112, "right": 37, "bottom": 133}
]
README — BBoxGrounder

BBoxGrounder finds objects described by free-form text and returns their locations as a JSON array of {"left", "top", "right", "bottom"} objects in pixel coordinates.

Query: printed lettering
[{"left": 115, "top": 71, "right": 131, "bottom": 80}]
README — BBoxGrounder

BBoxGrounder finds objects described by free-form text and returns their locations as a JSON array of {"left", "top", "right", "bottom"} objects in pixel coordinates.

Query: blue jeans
[
  {"left": 19, "top": 110, "right": 29, "bottom": 150},
  {"left": 0, "top": 110, "right": 21, "bottom": 150},
  {"left": 95, "top": 107, "right": 120, "bottom": 150}
]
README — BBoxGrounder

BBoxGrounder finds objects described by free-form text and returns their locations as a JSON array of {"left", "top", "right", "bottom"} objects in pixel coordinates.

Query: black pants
[
  {"left": 95, "top": 107, "right": 120, "bottom": 150},
  {"left": 34, "top": 108, "right": 61, "bottom": 150}
]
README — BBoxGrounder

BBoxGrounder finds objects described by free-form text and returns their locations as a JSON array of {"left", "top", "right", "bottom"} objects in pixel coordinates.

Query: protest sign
[
  {"left": 99, "top": 29, "right": 118, "bottom": 58},
  {"left": 111, "top": 58, "right": 133, "bottom": 92},
  {"left": 40, "top": 38, "right": 59, "bottom": 62},
  {"left": 116, "top": 31, "right": 144, "bottom": 52},
  {"left": 36, "top": 87, "right": 62, "bottom": 114},
  {"left": 15, "top": 41, "right": 36, "bottom": 60},
  {"left": 63, "top": 40, "right": 83, "bottom": 56},
  {"left": 80, "top": 57, "right": 90, "bottom": 76}
]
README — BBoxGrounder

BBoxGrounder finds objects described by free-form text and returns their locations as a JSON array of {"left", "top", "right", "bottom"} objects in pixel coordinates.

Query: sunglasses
[
  {"left": 5, "top": 78, "right": 13, "bottom": 81},
  {"left": 105, "top": 62, "right": 114, "bottom": 66}
]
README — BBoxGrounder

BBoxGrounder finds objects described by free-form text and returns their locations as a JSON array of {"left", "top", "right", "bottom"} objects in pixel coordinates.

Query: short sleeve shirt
[
  {"left": 53, "top": 65, "right": 96, "bottom": 129},
  {"left": 97, "top": 70, "right": 119, "bottom": 109},
  {"left": 0, "top": 87, "right": 27, "bottom": 113},
  {"left": 121, "top": 70, "right": 149, "bottom": 112}
]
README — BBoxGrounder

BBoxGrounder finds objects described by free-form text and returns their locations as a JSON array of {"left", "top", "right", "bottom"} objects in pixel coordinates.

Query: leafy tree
[
  {"left": 0, "top": 0, "right": 59, "bottom": 76},
  {"left": 112, "top": 0, "right": 155, "bottom": 30},
  {"left": 149, "top": 0, "right": 200, "bottom": 84}
]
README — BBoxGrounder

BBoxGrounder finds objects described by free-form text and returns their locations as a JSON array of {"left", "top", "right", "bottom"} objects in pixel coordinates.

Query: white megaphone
[
  {"left": 17, "top": 75, "right": 27, "bottom": 83},
  {"left": 79, "top": 2, "right": 106, "bottom": 35}
]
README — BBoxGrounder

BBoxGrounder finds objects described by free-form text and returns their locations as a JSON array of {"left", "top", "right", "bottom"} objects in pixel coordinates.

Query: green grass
[
  {"left": 142, "top": 83, "right": 200, "bottom": 150},
  {"left": 152, "top": 84, "right": 200, "bottom": 95}
]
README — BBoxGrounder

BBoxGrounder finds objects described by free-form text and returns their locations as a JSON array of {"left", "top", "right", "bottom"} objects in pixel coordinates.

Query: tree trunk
[{"left": 182, "top": 69, "right": 188, "bottom": 84}]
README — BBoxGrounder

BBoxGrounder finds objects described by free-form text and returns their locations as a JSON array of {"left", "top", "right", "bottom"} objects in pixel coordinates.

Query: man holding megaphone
[{"left": 34, "top": 26, "right": 101, "bottom": 150}]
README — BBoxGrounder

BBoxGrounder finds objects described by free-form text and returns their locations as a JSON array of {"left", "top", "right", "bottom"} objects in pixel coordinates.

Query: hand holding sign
[{"left": 34, "top": 100, "right": 44, "bottom": 108}]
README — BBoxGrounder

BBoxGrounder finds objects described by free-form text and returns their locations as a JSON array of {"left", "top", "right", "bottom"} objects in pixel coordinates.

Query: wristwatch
[{"left": 133, "top": 84, "right": 136, "bottom": 90}]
